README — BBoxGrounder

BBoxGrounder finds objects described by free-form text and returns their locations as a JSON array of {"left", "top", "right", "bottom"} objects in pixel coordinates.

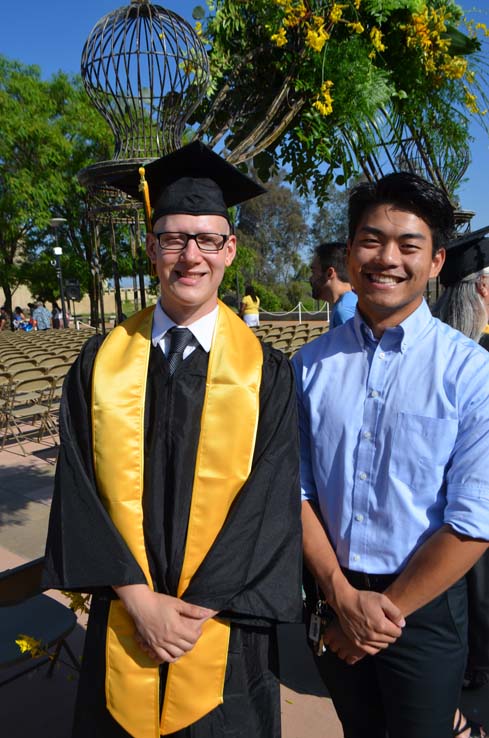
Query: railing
[{"left": 258, "top": 302, "right": 330, "bottom": 324}]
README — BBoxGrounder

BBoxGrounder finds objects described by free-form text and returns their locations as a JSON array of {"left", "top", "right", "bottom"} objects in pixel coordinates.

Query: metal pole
[
  {"left": 135, "top": 211, "right": 146, "bottom": 309},
  {"left": 51, "top": 218, "right": 69, "bottom": 329}
]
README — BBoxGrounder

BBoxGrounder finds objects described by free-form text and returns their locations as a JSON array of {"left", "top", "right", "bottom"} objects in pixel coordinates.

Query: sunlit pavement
[
  {"left": 2, "top": 439, "right": 487, "bottom": 737},
  {"left": 0, "top": 440, "right": 342, "bottom": 737}
]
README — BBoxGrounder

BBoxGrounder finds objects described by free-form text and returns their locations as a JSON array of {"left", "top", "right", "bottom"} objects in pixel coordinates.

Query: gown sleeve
[
  {"left": 183, "top": 345, "right": 303, "bottom": 625},
  {"left": 42, "top": 336, "right": 147, "bottom": 592}
]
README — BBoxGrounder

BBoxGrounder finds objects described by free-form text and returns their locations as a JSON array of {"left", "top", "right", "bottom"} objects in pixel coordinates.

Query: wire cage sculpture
[
  {"left": 81, "top": 0, "right": 210, "bottom": 161},
  {"left": 342, "top": 109, "right": 469, "bottom": 195}
]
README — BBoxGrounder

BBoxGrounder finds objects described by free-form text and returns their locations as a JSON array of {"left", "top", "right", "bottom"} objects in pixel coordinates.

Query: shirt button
[
  {"left": 379, "top": 351, "right": 385, "bottom": 360},
  {"left": 353, "top": 554, "right": 360, "bottom": 562},
  {"left": 370, "top": 390, "right": 379, "bottom": 398},
  {"left": 363, "top": 431, "right": 372, "bottom": 440},
  {"left": 355, "top": 514, "right": 364, "bottom": 522},
  {"left": 359, "top": 471, "right": 367, "bottom": 481}
]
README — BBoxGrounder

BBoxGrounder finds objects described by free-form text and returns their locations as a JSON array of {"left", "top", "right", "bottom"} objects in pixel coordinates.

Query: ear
[
  {"left": 327, "top": 266, "right": 336, "bottom": 280},
  {"left": 224, "top": 235, "right": 237, "bottom": 267},
  {"left": 429, "top": 247, "right": 445, "bottom": 279},
  {"left": 477, "top": 278, "right": 489, "bottom": 299},
  {"left": 146, "top": 233, "right": 157, "bottom": 263}
]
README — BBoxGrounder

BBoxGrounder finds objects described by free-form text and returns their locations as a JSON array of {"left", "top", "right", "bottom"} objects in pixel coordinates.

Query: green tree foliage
[
  {"left": 194, "top": 0, "right": 488, "bottom": 202},
  {"left": 0, "top": 58, "right": 68, "bottom": 311},
  {"left": 0, "top": 56, "right": 114, "bottom": 316},
  {"left": 309, "top": 184, "right": 350, "bottom": 250},
  {"left": 237, "top": 174, "right": 309, "bottom": 285}
]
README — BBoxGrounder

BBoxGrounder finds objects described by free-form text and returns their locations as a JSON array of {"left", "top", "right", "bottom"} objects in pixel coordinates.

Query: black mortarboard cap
[
  {"left": 112, "top": 140, "right": 265, "bottom": 225},
  {"left": 440, "top": 225, "right": 489, "bottom": 287}
]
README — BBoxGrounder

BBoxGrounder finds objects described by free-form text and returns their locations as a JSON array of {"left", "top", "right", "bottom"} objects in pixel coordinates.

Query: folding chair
[
  {"left": 0, "top": 373, "right": 13, "bottom": 429},
  {"left": 0, "top": 558, "right": 79, "bottom": 687},
  {"left": 1, "top": 376, "right": 56, "bottom": 455}
]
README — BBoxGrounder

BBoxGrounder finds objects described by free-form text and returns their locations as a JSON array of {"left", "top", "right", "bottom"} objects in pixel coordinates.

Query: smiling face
[
  {"left": 146, "top": 213, "right": 236, "bottom": 325},
  {"left": 347, "top": 204, "right": 445, "bottom": 335}
]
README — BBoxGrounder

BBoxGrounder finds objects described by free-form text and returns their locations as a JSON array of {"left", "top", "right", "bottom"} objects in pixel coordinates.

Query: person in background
[
  {"left": 51, "top": 302, "right": 62, "bottom": 329},
  {"left": 12, "top": 307, "right": 27, "bottom": 330},
  {"left": 431, "top": 226, "right": 489, "bottom": 736},
  {"left": 310, "top": 241, "right": 358, "bottom": 328},
  {"left": 239, "top": 284, "right": 261, "bottom": 327},
  {"left": 0, "top": 305, "right": 9, "bottom": 331},
  {"left": 43, "top": 141, "right": 302, "bottom": 738},
  {"left": 32, "top": 301, "right": 52, "bottom": 331},
  {"left": 294, "top": 173, "right": 489, "bottom": 738}
]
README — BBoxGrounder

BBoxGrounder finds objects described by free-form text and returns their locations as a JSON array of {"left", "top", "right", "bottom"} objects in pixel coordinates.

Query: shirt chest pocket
[{"left": 390, "top": 412, "right": 459, "bottom": 490}]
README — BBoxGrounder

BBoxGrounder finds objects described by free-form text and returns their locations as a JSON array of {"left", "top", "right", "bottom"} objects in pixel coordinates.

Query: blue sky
[{"left": 1, "top": 0, "right": 489, "bottom": 228}]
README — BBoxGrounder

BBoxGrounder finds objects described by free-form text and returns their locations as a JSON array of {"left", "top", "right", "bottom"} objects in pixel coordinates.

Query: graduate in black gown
[
  {"left": 43, "top": 142, "right": 303, "bottom": 738},
  {"left": 433, "top": 227, "right": 489, "bottom": 736}
]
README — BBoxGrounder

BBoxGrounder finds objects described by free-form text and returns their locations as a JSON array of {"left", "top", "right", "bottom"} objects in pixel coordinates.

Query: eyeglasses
[{"left": 153, "top": 232, "right": 230, "bottom": 252}]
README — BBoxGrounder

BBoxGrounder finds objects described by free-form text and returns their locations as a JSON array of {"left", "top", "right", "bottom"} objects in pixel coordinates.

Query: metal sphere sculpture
[{"left": 81, "top": 0, "right": 210, "bottom": 160}]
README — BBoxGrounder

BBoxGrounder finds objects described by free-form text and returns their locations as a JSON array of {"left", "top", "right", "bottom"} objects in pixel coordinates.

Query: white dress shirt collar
[{"left": 151, "top": 300, "right": 218, "bottom": 354}]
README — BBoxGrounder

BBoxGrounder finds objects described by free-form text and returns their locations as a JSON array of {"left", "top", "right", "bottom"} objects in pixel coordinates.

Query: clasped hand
[
  {"left": 123, "top": 588, "right": 217, "bottom": 664},
  {"left": 324, "top": 587, "right": 406, "bottom": 663}
]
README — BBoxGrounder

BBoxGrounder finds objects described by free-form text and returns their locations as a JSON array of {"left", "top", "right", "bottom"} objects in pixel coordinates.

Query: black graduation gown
[{"left": 43, "top": 336, "right": 303, "bottom": 737}]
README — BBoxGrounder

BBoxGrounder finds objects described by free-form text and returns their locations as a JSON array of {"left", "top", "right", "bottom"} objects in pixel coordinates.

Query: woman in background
[
  {"left": 240, "top": 284, "right": 260, "bottom": 327},
  {"left": 433, "top": 225, "right": 489, "bottom": 738}
]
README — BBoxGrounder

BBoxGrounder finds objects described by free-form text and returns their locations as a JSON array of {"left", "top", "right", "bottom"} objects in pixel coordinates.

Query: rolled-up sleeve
[{"left": 444, "top": 361, "right": 489, "bottom": 540}]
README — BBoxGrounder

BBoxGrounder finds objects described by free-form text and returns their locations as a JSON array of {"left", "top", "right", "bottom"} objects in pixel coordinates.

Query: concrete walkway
[
  {"left": 0, "top": 437, "right": 342, "bottom": 737},
  {"left": 2, "top": 437, "right": 488, "bottom": 737}
]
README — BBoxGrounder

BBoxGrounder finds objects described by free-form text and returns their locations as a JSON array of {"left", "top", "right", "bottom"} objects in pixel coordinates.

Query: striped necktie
[{"left": 167, "top": 327, "right": 194, "bottom": 375}]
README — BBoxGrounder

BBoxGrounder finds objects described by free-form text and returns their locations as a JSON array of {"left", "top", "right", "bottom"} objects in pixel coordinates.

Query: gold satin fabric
[{"left": 91, "top": 302, "right": 262, "bottom": 738}]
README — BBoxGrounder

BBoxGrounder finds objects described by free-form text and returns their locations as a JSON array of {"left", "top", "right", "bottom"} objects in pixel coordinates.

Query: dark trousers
[
  {"left": 318, "top": 577, "right": 468, "bottom": 738},
  {"left": 466, "top": 549, "right": 489, "bottom": 679}
]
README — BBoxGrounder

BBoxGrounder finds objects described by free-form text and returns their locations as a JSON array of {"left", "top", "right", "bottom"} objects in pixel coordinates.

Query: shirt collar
[
  {"left": 353, "top": 299, "right": 433, "bottom": 354},
  {"left": 152, "top": 300, "right": 218, "bottom": 353}
]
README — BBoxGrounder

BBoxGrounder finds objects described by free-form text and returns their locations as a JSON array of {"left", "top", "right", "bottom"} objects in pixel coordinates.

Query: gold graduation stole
[{"left": 91, "top": 301, "right": 263, "bottom": 738}]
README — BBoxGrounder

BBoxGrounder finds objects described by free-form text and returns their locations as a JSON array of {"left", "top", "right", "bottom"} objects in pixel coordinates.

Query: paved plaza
[
  {"left": 1, "top": 436, "right": 488, "bottom": 737},
  {"left": 0, "top": 437, "right": 341, "bottom": 737}
]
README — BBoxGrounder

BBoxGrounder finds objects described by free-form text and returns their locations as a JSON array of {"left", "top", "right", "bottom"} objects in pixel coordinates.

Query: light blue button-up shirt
[{"left": 292, "top": 300, "right": 489, "bottom": 574}]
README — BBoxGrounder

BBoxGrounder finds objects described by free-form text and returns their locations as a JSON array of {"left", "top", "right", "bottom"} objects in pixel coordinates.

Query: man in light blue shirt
[
  {"left": 32, "top": 301, "right": 52, "bottom": 330},
  {"left": 310, "top": 241, "right": 358, "bottom": 328},
  {"left": 293, "top": 173, "right": 489, "bottom": 738}
]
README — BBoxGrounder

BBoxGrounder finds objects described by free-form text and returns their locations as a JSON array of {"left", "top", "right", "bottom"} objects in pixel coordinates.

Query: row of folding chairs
[{"left": 0, "top": 375, "right": 60, "bottom": 455}]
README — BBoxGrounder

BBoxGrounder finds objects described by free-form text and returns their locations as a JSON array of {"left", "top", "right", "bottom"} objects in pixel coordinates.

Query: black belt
[{"left": 341, "top": 568, "right": 398, "bottom": 592}]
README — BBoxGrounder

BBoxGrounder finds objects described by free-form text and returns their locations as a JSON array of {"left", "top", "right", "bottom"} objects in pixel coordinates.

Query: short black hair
[
  {"left": 314, "top": 242, "right": 349, "bottom": 282},
  {"left": 244, "top": 284, "right": 257, "bottom": 300},
  {"left": 348, "top": 173, "right": 455, "bottom": 254}
]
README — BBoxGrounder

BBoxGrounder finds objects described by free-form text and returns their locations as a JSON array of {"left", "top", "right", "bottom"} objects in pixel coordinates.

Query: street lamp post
[{"left": 50, "top": 218, "right": 68, "bottom": 329}]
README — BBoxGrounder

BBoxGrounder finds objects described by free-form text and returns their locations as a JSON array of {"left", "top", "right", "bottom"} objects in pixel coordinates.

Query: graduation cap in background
[
  {"left": 112, "top": 140, "right": 266, "bottom": 229},
  {"left": 440, "top": 225, "right": 489, "bottom": 287}
]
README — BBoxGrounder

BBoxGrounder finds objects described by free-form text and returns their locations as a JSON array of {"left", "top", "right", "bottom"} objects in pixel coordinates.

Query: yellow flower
[
  {"left": 271, "top": 27, "right": 288, "bottom": 47},
  {"left": 62, "top": 591, "right": 91, "bottom": 615},
  {"left": 465, "top": 88, "right": 480, "bottom": 114},
  {"left": 195, "top": 21, "right": 203, "bottom": 37},
  {"left": 370, "top": 27, "right": 386, "bottom": 53},
  {"left": 474, "top": 21, "right": 489, "bottom": 38},
  {"left": 306, "top": 25, "right": 330, "bottom": 52},
  {"left": 330, "top": 4, "right": 345, "bottom": 23},
  {"left": 284, "top": 1, "right": 307, "bottom": 28},
  {"left": 271, "top": 28, "right": 288, "bottom": 47},
  {"left": 348, "top": 22, "right": 364, "bottom": 34},
  {"left": 314, "top": 80, "right": 334, "bottom": 116},
  {"left": 16, "top": 635, "right": 45, "bottom": 659},
  {"left": 354, "top": 0, "right": 361, "bottom": 8},
  {"left": 440, "top": 56, "right": 467, "bottom": 80}
]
